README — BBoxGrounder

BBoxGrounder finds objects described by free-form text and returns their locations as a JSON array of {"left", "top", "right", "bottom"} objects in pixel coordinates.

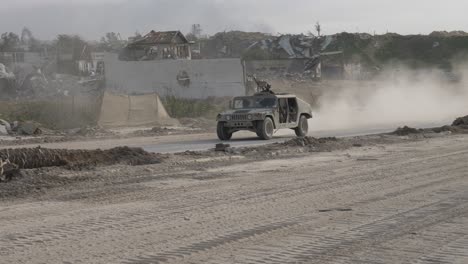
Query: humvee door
[{"left": 277, "top": 97, "right": 299, "bottom": 128}]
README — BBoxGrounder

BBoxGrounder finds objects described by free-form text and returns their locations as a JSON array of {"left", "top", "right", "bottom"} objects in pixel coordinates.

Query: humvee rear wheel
[
  {"left": 217, "top": 122, "right": 232, "bottom": 140},
  {"left": 257, "top": 117, "right": 274, "bottom": 140},
  {"left": 294, "top": 115, "right": 308, "bottom": 137}
]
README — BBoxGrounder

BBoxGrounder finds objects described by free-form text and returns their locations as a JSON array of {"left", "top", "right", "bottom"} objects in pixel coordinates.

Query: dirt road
[
  {"left": 0, "top": 124, "right": 422, "bottom": 153},
  {"left": 1, "top": 134, "right": 468, "bottom": 263}
]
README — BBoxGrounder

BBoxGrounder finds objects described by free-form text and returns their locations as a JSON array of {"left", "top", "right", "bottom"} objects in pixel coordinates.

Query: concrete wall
[{"left": 104, "top": 54, "right": 245, "bottom": 99}]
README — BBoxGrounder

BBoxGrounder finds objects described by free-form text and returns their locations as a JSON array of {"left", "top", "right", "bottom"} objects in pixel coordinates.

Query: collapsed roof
[
  {"left": 128, "top": 30, "right": 189, "bottom": 46},
  {"left": 246, "top": 34, "right": 334, "bottom": 59}
]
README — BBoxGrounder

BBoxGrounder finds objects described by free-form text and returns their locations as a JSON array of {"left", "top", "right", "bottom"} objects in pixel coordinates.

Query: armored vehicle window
[
  {"left": 233, "top": 98, "right": 252, "bottom": 109},
  {"left": 232, "top": 97, "right": 277, "bottom": 109},
  {"left": 256, "top": 97, "right": 277, "bottom": 108}
]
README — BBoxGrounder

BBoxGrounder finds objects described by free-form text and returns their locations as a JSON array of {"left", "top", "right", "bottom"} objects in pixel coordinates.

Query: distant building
[
  {"left": 119, "top": 30, "right": 192, "bottom": 61},
  {"left": 91, "top": 52, "right": 105, "bottom": 74}
]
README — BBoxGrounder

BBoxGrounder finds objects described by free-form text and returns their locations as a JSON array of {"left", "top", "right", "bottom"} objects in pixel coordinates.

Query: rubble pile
[
  {"left": 0, "top": 119, "right": 11, "bottom": 135},
  {"left": 179, "top": 117, "right": 216, "bottom": 129},
  {"left": 200, "top": 31, "right": 270, "bottom": 59},
  {"left": 130, "top": 127, "right": 178, "bottom": 137},
  {"left": 1, "top": 61, "right": 103, "bottom": 101},
  {"left": 232, "top": 136, "right": 344, "bottom": 155},
  {"left": 0, "top": 119, "right": 44, "bottom": 136},
  {"left": 66, "top": 126, "right": 114, "bottom": 137},
  {"left": 0, "top": 146, "right": 162, "bottom": 182},
  {"left": 390, "top": 116, "right": 468, "bottom": 137},
  {"left": 452, "top": 115, "right": 468, "bottom": 127},
  {"left": 391, "top": 126, "right": 422, "bottom": 136},
  {"left": 0, "top": 64, "right": 16, "bottom": 100},
  {"left": 283, "top": 136, "right": 338, "bottom": 147},
  {"left": 246, "top": 34, "right": 322, "bottom": 59}
]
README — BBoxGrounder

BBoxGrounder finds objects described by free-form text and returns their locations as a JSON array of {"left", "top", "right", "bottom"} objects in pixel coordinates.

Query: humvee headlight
[
  {"left": 226, "top": 115, "right": 231, "bottom": 121},
  {"left": 247, "top": 114, "right": 253, "bottom": 120}
]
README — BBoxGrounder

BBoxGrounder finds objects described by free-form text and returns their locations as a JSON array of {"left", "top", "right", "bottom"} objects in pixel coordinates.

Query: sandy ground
[{"left": 0, "top": 133, "right": 468, "bottom": 263}]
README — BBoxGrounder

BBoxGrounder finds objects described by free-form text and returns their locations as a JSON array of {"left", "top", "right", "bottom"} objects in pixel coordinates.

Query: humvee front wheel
[
  {"left": 294, "top": 115, "right": 308, "bottom": 137},
  {"left": 217, "top": 122, "right": 232, "bottom": 140},
  {"left": 257, "top": 117, "right": 274, "bottom": 140}
]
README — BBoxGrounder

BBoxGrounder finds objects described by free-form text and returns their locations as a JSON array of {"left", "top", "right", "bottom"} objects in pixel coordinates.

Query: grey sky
[{"left": 1, "top": 0, "right": 468, "bottom": 40}]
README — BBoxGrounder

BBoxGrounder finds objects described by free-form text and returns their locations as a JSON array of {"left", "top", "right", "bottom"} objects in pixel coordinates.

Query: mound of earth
[
  {"left": 0, "top": 146, "right": 162, "bottom": 181},
  {"left": 452, "top": 115, "right": 468, "bottom": 126},
  {"left": 283, "top": 137, "right": 338, "bottom": 147},
  {"left": 391, "top": 126, "right": 421, "bottom": 136}
]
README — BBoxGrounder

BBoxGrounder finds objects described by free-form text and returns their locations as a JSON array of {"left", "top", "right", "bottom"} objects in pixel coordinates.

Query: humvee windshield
[{"left": 232, "top": 97, "right": 277, "bottom": 109}]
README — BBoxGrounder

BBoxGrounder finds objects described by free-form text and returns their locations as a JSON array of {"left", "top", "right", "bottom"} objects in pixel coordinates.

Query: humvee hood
[{"left": 220, "top": 108, "right": 273, "bottom": 115}]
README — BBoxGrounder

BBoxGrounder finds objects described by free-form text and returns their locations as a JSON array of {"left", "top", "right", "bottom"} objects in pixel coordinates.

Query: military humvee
[{"left": 216, "top": 91, "right": 313, "bottom": 140}]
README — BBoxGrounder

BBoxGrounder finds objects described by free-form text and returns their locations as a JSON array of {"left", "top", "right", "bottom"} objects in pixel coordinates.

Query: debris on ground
[
  {"left": 215, "top": 143, "right": 231, "bottom": 152},
  {"left": 0, "top": 159, "right": 20, "bottom": 182},
  {"left": 0, "top": 119, "right": 11, "bottom": 135},
  {"left": 0, "top": 146, "right": 163, "bottom": 181},
  {"left": 0, "top": 125, "right": 8, "bottom": 135},
  {"left": 0, "top": 120, "right": 48, "bottom": 136},
  {"left": 17, "top": 121, "right": 42, "bottom": 135},
  {"left": 283, "top": 137, "right": 338, "bottom": 147},
  {"left": 179, "top": 117, "right": 216, "bottom": 130},
  {"left": 66, "top": 126, "right": 114, "bottom": 137},
  {"left": 318, "top": 208, "right": 353, "bottom": 213},
  {"left": 130, "top": 127, "right": 178, "bottom": 137}
]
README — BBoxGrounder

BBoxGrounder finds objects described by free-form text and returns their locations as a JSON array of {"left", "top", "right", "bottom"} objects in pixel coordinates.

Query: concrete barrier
[{"left": 104, "top": 54, "right": 246, "bottom": 99}]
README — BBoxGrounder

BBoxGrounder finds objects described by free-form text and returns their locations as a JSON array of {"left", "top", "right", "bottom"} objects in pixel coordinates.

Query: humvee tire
[
  {"left": 217, "top": 122, "right": 232, "bottom": 140},
  {"left": 294, "top": 115, "right": 308, "bottom": 137},
  {"left": 257, "top": 117, "right": 274, "bottom": 140}
]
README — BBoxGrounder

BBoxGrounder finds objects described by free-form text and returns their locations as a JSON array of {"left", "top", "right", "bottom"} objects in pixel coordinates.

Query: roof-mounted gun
[{"left": 250, "top": 74, "right": 274, "bottom": 94}]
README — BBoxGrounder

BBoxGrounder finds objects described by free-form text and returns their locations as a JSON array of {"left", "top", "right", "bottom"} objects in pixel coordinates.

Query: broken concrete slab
[
  {"left": 18, "top": 122, "right": 42, "bottom": 135},
  {"left": 0, "top": 119, "right": 11, "bottom": 133},
  {"left": 0, "top": 125, "right": 8, "bottom": 135}
]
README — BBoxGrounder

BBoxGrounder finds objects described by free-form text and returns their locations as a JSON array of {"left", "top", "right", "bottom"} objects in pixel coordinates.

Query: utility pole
[{"left": 315, "top": 22, "right": 321, "bottom": 37}]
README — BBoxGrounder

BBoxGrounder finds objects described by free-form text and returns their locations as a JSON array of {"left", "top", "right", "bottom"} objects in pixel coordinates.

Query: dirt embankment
[
  {"left": 0, "top": 147, "right": 163, "bottom": 181},
  {"left": 0, "top": 125, "right": 209, "bottom": 147},
  {"left": 391, "top": 115, "right": 468, "bottom": 136},
  {"left": 1, "top": 115, "right": 468, "bottom": 199}
]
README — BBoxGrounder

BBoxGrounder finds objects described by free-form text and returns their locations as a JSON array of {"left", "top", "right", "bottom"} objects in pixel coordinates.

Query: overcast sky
[{"left": 1, "top": 0, "right": 468, "bottom": 41}]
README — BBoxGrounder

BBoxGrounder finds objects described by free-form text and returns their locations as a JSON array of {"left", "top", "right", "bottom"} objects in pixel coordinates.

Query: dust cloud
[{"left": 309, "top": 65, "right": 468, "bottom": 133}]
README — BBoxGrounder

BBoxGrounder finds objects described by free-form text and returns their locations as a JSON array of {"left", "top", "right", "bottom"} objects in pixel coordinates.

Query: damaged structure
[
  {"left": 244, "top": 34, "right": 345, "bottom": 81},
  {"left": 119, "top": 30, "right": 192, "bottom": 61},
  {"left": 0, "top": 63, "right": 15, "bottom": 99}
]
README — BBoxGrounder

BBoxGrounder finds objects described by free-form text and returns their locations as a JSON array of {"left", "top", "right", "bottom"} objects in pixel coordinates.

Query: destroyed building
[
  {"left": 245, "top": 34, "right": 320, "bottom": 59},
  {"left": 243, "top": 34, "right": 346, "bottom": 81},
  {"left": 119, "top": 30, "right": 192, "bottom": 61},
  {"left": 197, "top": 31, "right": 270, "bottom": 59}
]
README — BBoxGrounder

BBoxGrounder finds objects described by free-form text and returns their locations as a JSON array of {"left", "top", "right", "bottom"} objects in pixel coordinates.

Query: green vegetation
[
  {"left": 330, "top": 33, "right": 468, "bottom": 70},
  {"left": 374, "top": 35, "right": 468, "bottom": 69}
]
